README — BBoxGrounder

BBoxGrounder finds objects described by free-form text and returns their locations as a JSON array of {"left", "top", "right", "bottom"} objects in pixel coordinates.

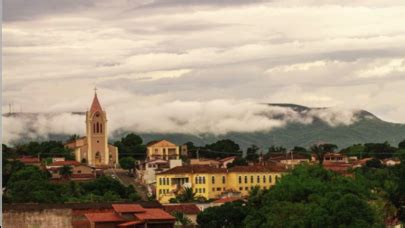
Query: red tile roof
[
  {"left": 135, "top": 209, "right": 176, "bottom": 221},
  {"left": 159, "top": 165, "right": 227, "bottom": 175},
  {"left": 228, "top": 165, "right": 286, "bottom": 173},
  {"left": 219, "top": 156, "right": 237, "bottom": 163},
  {"left": 85, "top": 212, "right": 124, "bottom": 222},
  {"left": 90, "top": 93, "right": 103, "bottom": 113},
  {"left": 118, "top": 221, "right": 144, "bottom": 227},
  {"left": 18, "top": 156, "right": 40, "bottom": 164},
  {"left": 112, "top": 204, "right": 146, "bottom": 213},
  {"left": 212, "top": 197, "right": 242, "bottom": 204},
  {"left": 163, "top": 204, "right": 201, "bottom": 214},
  {"left": 49, "top": 160, "right": 82, "bottom": 166}
]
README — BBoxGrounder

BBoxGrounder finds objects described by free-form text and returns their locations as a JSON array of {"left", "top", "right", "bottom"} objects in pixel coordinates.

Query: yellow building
[
  {"left": 146, "top": 140, "right": 180, "bottom": 161},
  {"left": 65, "top": 91, "right": 119, "bottom": 168},
  {"left": 156, "top": 165, "right": 285, "bottom": 203}
]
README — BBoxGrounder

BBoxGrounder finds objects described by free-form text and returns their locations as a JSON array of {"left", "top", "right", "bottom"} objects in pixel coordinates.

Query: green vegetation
[
  {"left": 3, "top": 164, "right": 140, "bottom": 203},
  {"left": 172, "top": 211, "right": 192, "bottom": 226},
  {"left": 198, "top": 161, "right": 405, "bottom": 227},
  {"left": 119, "top": 157, "right": 136, "bottom": 175},
  {"left": 114, "top": 133, "right": 147, "bottom": 160}
]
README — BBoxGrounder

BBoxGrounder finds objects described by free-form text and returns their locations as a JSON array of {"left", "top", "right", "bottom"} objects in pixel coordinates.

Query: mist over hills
[{"left": 3, "top": 103, "right": 405, "bottom": 149}]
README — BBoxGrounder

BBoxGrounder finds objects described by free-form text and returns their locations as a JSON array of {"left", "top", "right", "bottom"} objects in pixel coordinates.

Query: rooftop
[
  {"left": 229, "top": 165, "right": 286, "bottom": 173},
  {"left": 135, "top": 208, "right": 175, "bottom": 221},
  {"left": 85, "top": 212, "right": 124, "bottom": 222},
  {"left": 158, "top": 165, "right": 227, "bottom": 175},
  {"left": 48, "top": 160, "right": 82, "bottom": 167},
  {"left": 112, "top": 204, "right": 145, "bottom": 213},
  {"left": 17, "top": 156, "right": 40, "bottom": 164}
]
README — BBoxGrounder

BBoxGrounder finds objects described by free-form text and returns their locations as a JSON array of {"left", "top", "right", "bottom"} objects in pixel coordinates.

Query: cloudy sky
[{"left": 3, "top": 0, "right": 405, "bottom": 132}]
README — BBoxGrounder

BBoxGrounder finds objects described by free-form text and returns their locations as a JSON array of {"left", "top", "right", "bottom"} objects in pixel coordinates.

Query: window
[
  {"left": 245, "top": 187, "right": 248, "bottom": 191},
  {"left": 166, "top": 178, "right": 170, "bottom": 185},
  {"left": 269, "top": 175, "right": 272, "bottom": 183},
  {"left": 222, "top": 176, "right": 226, "bottom": 184},
  {"left": 238, "top": 176, "right": 242, "bottom": 184},
  {"left": 162, "top": 178, "right": 166, "bottom": 185},
  {"left": 96, "top": 122, "right": 99, "bottom": 133},
  {"left": 198, "top": 176, "right": 202, "bottom": 184},
  {"left": 202, "top": 176, "right": 206, "bottom": 184},
  {"left": 257, "top": 176, "right": 260, "bottom": 183},
  {"left": 159, "top": 189, "right": 162, "bottom": 194},
  {"left": 244, "top": 176, "right": 248, "bottom": 183},
  {"left": 203, "top": 188, "right": 205, "bottom": 193},
  {"left": 251, "top": 176, "right": 254, "bottom": 183},
  {"left": 239, "top": 187, "right": 243, "bottom": 191},
  {"left": 263, "top": 175, "right": 266, "bottom": 183},
  {"left": 159, "top": 178, "right": 162, "bottom": 185},
  {"left": 212, "top": 188, "right": 215, "bottom": 191},
  {"left": 212, "top": 176, "right": 215, "bottom": 184},
  {"left": 216, "top": 187, "right": 221, "bottom": 191},
  {"left": 78, "top": 170, "right": 82, "bottom": 174},
  {"left": 195, "top": 176, "right": 198, "bottom": 184}
]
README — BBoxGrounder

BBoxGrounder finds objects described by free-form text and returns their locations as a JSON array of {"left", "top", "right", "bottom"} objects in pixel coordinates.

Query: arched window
[
  {"left": 244, "top": 176, "right": 248, "bottom": 183},
  {"left": 238, "top": 176, "right": 242, "bottom": 184},
  {"left": 96, "top": 122, "right": 99, "bottom": 133},
  {"left": 222, "top": 176, "right": 226, "bottom": 184}
]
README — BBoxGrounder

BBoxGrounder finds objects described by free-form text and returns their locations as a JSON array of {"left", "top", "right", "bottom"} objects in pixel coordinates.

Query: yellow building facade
[
  {"left": 146, "top": 140, "right": 180, "bottom": 161},
  {"left": 156, "top": 165, "right": 285, "bottom": 203}
]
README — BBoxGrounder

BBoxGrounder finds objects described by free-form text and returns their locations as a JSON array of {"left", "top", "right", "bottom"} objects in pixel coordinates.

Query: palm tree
[
  {"left": 176, "top": 187, "right": 196, "bottom": 202},
  {"left": 59, "top": 165, "right": 73, "bottom": 179},
  {"left": 172, "top": 211, "right": 192, "bottom": 226}
]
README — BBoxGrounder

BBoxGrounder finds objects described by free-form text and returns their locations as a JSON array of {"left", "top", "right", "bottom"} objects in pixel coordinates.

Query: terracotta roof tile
[
  {"left": 163, "top": 204, "right": 201, "bottom": 214},
  {"left": 18, "top": 156, "right": 40, "bottom": 164},
  {"left": 229, "top": 165, "right": 286, "bottom": 173},
  {"left": 112, "top": 204, "right": 145, "bottom": 213},
  {"left": 158, "top": 165, "right": 227, "bottom": 175},
  {"left": 85, "top": 212, "right": 124, "bottom": 222},
  {"left": 49, "top": 160, "right": 82, "bottom": 166},
  {"left": 135, "top": 208, "right": 175, "bottom": 221},
  {"left": 118, "top": 221, "right": 144, "bottom": 227},
  {"left": 212, "top": 197, "right": 242, "bottom": 204}
]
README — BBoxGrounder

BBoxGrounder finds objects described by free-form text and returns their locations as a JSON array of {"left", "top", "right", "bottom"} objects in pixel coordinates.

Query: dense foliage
[
  {"left": 114, "top": 133, "right": 147, "bottom": 159},
  {"left": 3, "top": 164, "right": 140, "bottom": 203},
  {"left": 197, "top": 163, "right": 405, "bottom": 227},
  {"left": 4, "top": 140, "right": 74, "bottom": 160}
]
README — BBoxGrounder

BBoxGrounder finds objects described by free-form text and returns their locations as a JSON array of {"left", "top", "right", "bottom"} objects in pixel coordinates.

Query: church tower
[{"left": 86, "top": 90, "right": 109, "bottom": 166}]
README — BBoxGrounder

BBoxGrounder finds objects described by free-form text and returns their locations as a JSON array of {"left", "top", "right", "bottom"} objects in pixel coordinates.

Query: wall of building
[{"left": 3, "top": 208, "right": 73, "bottom": 228}]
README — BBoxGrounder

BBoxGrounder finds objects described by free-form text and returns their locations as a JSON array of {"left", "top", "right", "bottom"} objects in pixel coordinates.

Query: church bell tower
[{"left": 86, "top": 89, "right": 109, "bottom": 166}]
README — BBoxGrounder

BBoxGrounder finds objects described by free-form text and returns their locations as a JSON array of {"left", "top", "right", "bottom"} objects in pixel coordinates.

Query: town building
[
  {"left": 163, "top": 204, "right": 201, "bottom": 225},
  {"left": 190, "top": 158, "right": 221, "bottom": 167},
  {"left": 65, "top": 90, "right": 118, "bottom": 168},
  {"left": 136, "top": 159, "right": 182, "bottom": 185},
  {"left": 46, "top": 160, "right": 96, "bottom": 181},
  {"left": 155, "top": 165, "right": 285, "bottom": 203},
  {"left": 17, "top": 156, "right": 41, "bottom": 167},
  {"left": 146, "top": 140, "right": 180, "bottom": 161}
]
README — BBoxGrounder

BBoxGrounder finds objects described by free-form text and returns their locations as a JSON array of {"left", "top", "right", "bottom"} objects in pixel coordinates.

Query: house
[
  {"left": 17, "top": 156, "right": 41, "bottom": 167},
  {"left": 84, "top": 203, "right": 175, "bottom": 228},
  {"left": 218, "top": 156, "right": 237, "bottom": 168},
  {"left": 383, "top": 158, "right": 401, "bottom": 166},
  {"left": 268, "top": 153, "right": 310, "bottom": 167},
  {"left": 137, "top": 159, "right": 182, "bottom": 185},
  {"left": 351, "top": 158, "right": 374, "bottom": 168},
  {"left": 146, "top": 140, "right": 180, "bottom": 161},
  {"left": 155, "top": 165, "right": 286, "bottom": 203},
  {"left": 322, "top": 153, "right": 349, "bottom": 163},
  {"left": 190, "top": 158, "right": 221, "bottom": 167},
  {"left": 163, "top": 204, "right": 201, "bottom": 225},
  {"left": 46, "top": 160, "right": 96, "bottom": 181}
]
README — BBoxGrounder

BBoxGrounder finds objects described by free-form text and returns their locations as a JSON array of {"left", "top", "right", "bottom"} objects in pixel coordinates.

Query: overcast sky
[{"left": 3, "top": 0, "right": 405, "bottom": 123}]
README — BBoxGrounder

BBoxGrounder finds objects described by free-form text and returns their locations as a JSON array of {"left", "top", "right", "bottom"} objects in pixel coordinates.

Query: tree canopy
[{"left": 114, "top": 133, "right": 146, "bottom": 159}]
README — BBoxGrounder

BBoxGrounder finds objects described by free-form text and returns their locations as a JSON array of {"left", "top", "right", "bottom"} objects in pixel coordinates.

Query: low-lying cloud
[{"left": 2, "top": 99, "right": 362, "bottom": 145}]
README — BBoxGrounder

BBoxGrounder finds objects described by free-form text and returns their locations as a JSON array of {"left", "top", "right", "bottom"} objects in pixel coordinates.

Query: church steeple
[{"left": 90, "top": 88, "right": 103, "bottom": 113}]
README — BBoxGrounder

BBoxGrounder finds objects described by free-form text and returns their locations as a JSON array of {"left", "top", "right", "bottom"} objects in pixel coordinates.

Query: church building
[{"left": 65, "top": 91, "right": 119, "bottom": 168}]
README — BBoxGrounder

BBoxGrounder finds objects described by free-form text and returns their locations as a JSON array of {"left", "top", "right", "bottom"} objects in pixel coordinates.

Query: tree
[
  {"left": 114, "top": 133, "right": 146, "bottom": 159},
  {"left": 292, "top": 146, "right": 307, "bottom": 154},
  {"left": 68, "top": 134, "right": 81, "bottom": 142},
  {"left": 246, "top": 145, "right": 260, "bottom": 162},
  {"left": 119, "top": 157, "right": 136, "bottom": 175},
  {"left": 364, "top": 142, "right": 396, "bottom": 159},
  {"left": 202, "top": 139, "right": 242, "bottom": 158},
  {"left": 59, "top": 165, "right": 73, "bottom": 179},
  {"left": 365, "top": 158, "right": 383, "bottom": 169},
  {"left": 243, "top": 165, "right": 381, "bottom": 227},
  {"left": 176, "top": 187, "right": 196, "bottom": 202},
  {"left": 172, "top": 211, "right": 192, "bottom": 226},
  {"left": 197, "top": 200, "right": 247, "bottom": 228},
  {"left": 310, "top": 143, "right": 337, "bottom": 165},
  {"left": 398, "top": 139, "right": 405, "bottom": 149}
]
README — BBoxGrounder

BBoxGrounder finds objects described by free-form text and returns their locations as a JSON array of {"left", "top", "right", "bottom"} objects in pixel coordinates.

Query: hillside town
[{"left": 2, "top": 92, "right": 405, "bottom": 228}]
